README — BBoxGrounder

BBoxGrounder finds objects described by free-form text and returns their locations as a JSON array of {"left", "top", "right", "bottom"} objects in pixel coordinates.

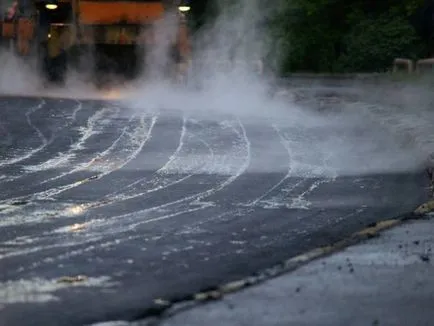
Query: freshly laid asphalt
[{"left": 0, "top": 94, "right": 430, "bottom": 326}]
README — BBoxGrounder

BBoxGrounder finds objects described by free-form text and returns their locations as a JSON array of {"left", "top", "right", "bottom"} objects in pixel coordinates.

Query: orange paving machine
[{"left": 0, "top": 0, "right": 191, "bottom": 84}]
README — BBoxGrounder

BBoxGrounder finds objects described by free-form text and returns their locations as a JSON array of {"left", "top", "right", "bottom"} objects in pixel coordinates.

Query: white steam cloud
[{"left": 0, "top": 0, "right": 432, "bottom": 177}]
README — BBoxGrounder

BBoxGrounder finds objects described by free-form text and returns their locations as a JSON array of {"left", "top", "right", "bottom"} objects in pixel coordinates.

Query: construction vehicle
[{"left": 0, "top": 0, "right": 191, "bottom": 85}]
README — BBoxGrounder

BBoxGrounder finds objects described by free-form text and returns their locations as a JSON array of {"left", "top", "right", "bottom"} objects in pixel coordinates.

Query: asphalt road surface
[{"left": 0, "top": 95, "right": 429, "bottom": 326}]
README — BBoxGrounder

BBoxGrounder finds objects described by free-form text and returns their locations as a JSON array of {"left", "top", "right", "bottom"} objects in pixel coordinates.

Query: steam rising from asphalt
[
  {"left": 142, "top": 9, "right": 181, "bottom": 82},
  {"left": 0, "top": 0, "right": 431, "bottom": 176},
  {"left": 125, "top": 0, "right": 430, "bottom": 176},
  {"left": 128, "top": 0, "right": 277, "bottom": 116},
  {"left": 0, "top": 50, "right": 40, "bottom": 94},
  {"left": 0, "top": 49, "right": 102, "bottom": 98}
]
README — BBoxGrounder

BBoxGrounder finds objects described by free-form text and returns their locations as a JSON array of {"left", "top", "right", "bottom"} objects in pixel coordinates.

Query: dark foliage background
[{"left": 188, "top": 0, "right": 434, "bottom": 75}]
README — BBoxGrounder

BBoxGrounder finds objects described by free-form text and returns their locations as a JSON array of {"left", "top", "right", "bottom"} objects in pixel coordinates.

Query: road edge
[
  {"left": 121, "top": 156, "right": 434, "bottom": 325},
  {"left": 126, "top": 204, "right": 434, "bottom": 326}
]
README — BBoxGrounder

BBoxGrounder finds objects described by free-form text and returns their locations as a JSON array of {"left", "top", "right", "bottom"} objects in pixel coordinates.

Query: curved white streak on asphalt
[
  {"left": 28, "top": 106, "right": 120, "bottom": 174},
  {"left": 33, "top": 115, "right": 157, "bottom": 200},
  {"left": 239, "top": 121, "right": 337, "bottom": 210},
  {"left": 35, "top": 109, "right": 131, "bottom": 183},
  {"left": 9, "top": 234, "right": 124, "bottom": 272},
  {"left": 0, "top": 117, "right": 213, "bottom": 227},
  {"left": 0, "top": 204, "right": 67, "bottom": 227},
  {"left": 71, "top": 117, "right": 251, "bottom": 235},
  {"left": 0, "top": 99, "right": 46, "bottom": 167},
  {"left": 56, "top": 116, "right": 235, "bottom": 210},
  {"left": 70, "top": 100, "right": 83, "bottom": 121},
  {"left": 68, "top": 114, "right": 154, "bottom": 173},
  {"left": 168, "top": 119, "right": 221, "bottom": 173},
  {"left": 10, "top": 212, "right": 238, "bottom": 273},
  {"left": 0, "top": 100, "right": 87, "bottom": 180},
  {"left": 0, "top": 236, "right": 107, "bottom": 264},
  {"left": 102, "top": 116, "right": 191, "bottom": 197},
  {"left": 244, "top": 124, "right": 295, "bottom": 207},
  {"left": 31, "top": 114, "right": 233, "bottom": 212},
  {"left": 0, "top": 114, "right": 157, "bottom": 204},
  {"left": 10, "top": 214, "right": 235, "bottom": 272},
  {"left": 69, "top": 107, "right": 122, "bottom": 153},
  {"left": 0, "top": 118, "right": 250, "bottom": 263},
  {"left": 158, "top": 116, "right": 187, "bottom": 173},
  {"left": 58, "top": 117, "right": 200, "bottom": 207},
  {"left": 277, "top": 127, "right": 337, "bottom": 210},
  {"left": 104, "top": 119, "right": 212, "bottom": 202}
]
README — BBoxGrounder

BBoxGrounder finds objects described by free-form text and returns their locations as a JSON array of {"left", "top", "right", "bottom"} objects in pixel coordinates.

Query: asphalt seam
[{"left": 130, "top": 206, "right": 434, "bottom": 325}]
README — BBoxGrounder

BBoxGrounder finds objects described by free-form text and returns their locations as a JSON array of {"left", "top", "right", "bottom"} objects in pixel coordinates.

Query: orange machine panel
[
  {"left": 78, "top": 1, "right": 164, "bottom": 24},
  {"left": 2, "top": 22, "right": 14, "bottom": 38},
  {"left": 17, "top": 18, "right": 34, "bottom": 40}
]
